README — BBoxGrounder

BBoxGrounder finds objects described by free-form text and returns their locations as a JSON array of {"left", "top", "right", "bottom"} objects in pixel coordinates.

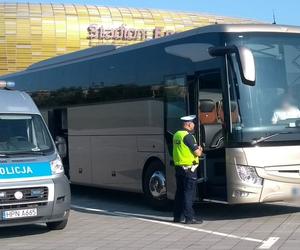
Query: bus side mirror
[
  {"left": 55, "top": 136, "right": 67, "bottom": 159},
  {"left": 209, "top": 45, "right": 256, "bottom": 86},
  {"left": 237, "top": 46, "right": 255, "bottom": 86}
]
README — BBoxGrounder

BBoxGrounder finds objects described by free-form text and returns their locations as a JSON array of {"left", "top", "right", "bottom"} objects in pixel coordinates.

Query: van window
[{"left": 0, "top": 114, "right": 54, "bottom": 155}]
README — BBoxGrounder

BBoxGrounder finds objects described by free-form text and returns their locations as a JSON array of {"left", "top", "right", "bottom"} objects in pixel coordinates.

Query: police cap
[{"left": 180, "top": 115, "right": 196, "bottom": 122}]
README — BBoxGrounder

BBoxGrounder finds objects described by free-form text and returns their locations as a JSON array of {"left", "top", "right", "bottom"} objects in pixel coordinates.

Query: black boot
[
  {"left": 184, "top": 218, "right": 203, "bottom": 224},
  {"left": 173, "top": 217, "right": 184, "bottom": 223}
]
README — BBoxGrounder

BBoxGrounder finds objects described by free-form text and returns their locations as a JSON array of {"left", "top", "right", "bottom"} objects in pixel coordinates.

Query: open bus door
[{"left": 188, "top": 71, "right": 227, "bottom": 203}]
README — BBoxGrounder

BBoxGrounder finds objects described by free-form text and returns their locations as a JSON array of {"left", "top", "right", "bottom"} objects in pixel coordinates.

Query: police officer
[{"left": 173, "top": 115, "right": 203, "bottom": 224}]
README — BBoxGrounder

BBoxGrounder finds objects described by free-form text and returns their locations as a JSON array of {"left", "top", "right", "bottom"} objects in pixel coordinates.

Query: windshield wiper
[
  {"left": 5, "top": 151, "right": 46, "bottom": 156},
  {"left": 250, "top": 131, "right": 293, "bottom": 145}
]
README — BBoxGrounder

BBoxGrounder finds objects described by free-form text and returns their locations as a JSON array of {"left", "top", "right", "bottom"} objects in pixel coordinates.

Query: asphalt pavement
[{"left": 0, "top": 185, "right": 300, "bottom": 250}]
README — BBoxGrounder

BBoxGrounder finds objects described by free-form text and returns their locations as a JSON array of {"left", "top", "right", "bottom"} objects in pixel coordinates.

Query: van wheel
[
  {"left": 143, "top": 160, "right": 168, "bottom": 210},
  {"left": 46, "top": 219, "right": 68, "bottom": 230}
]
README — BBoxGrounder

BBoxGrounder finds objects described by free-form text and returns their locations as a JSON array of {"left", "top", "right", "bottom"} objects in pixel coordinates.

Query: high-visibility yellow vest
[{"left": 173, "top": 130, "right": 199, "bottom": 166}]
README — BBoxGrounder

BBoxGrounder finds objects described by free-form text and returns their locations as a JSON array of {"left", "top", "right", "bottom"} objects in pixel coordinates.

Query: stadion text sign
[{"left": 87, "top": 24, "right": 176, "bottom": 41}]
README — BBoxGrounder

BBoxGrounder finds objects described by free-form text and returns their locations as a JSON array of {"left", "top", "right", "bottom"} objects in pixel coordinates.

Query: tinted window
[{"left": 0, "top": 114, "right": 54, "bottom": 154}]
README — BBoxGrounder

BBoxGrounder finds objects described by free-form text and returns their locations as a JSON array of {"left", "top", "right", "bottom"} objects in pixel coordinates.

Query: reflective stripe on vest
[{"left": 172, "top": 130, "right": 199, "bottom": 166}]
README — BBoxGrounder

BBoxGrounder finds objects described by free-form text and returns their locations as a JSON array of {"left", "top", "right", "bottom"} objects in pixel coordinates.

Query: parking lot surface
[{"left": 1, "top": 185, "right": 300, "bottom": 249}]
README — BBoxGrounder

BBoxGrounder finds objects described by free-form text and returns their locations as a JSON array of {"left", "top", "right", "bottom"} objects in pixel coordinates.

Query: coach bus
[{"left": 2, "top": 24, "right": 300, "bottom": 208}]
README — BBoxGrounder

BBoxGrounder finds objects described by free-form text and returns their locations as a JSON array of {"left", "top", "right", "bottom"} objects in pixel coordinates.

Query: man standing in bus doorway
[{"left": 173, "top": 115, "right": 203, "bottom": 224}]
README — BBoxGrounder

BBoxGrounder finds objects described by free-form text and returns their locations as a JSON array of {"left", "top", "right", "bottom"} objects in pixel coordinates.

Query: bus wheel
[
  {"left": 144, "top": 160, "right": 168, "bottom": 210},
  {"left": 46, "top": 219, "right": 68, "bottom": 230}
]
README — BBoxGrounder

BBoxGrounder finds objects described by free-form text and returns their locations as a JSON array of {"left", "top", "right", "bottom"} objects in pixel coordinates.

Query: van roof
[{"left": 0, "top": 90, "right": 40, "bottom": 114}]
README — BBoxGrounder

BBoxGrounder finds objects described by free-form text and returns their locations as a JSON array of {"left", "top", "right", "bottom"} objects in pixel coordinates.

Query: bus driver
[{"left": 272, "top": 95, "right": 300, "bottom": 124}]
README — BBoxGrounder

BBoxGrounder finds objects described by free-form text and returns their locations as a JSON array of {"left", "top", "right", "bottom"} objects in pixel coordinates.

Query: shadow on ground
[
  {"left": 0, "top": 224, "right": 49, "bottom": 238},
  {"left": 71, "top": 184, "right": 300, "bottom": 221}
]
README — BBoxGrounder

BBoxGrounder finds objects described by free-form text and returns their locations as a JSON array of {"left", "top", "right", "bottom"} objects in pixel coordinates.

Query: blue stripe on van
[{"left": 0, "top": 162, "right": 52, "bottom": 179}]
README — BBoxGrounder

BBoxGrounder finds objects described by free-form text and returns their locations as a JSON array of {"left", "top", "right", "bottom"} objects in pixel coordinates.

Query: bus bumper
[
  {"left": 228, "top": 179, "right": 300, "bottom": 204},
  {"left": 0, "top": 175, "right": 70, "bottom": 227},
  {"left": 259, "top": 179, "right": 300, "bottom": 203},
  {"left": 227, "top": 183, "right": 262, "bottom": 204}
]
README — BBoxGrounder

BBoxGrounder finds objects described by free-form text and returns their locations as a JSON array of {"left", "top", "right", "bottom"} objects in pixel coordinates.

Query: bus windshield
[
  {"left": 0, "top": 114, "right": 54, "bottom": 155},
  {"left": 226, "top": 33, "right": 300, "bottom": 145}
]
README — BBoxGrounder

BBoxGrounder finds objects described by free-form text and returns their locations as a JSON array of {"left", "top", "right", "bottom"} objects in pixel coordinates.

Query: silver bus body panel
[
  {"left": 166, "top": 152, "right": 176, "bottom": 200},
  {"left": 227, "top": 146, "right": 300, "bottom": 204},
  {"left": 68, "top": 99, "right": 165, "bottom": 192}
]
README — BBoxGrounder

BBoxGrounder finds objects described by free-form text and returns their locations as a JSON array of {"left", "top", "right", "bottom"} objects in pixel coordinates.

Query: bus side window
[
  {"left": 165, "top": 76, "right": 188, "bottom": 135},
  {"left": 164, "top": 76, "right": 188, "bottom": 155}
]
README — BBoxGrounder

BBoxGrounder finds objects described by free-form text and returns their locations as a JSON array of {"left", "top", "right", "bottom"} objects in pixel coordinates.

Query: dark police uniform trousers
[{"left": 173, "top": 166, "right": 197, "bottom": 221}]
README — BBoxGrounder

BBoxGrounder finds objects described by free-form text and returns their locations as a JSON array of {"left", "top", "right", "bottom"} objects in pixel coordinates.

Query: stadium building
[{"left": 0, "top": 2, "right": 259, "bottom": 76}]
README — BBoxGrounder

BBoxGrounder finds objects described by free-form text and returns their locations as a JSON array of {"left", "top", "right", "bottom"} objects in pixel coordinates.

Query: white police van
[{"left": 0, "top": 81, "right": 70, "bottom": 230}]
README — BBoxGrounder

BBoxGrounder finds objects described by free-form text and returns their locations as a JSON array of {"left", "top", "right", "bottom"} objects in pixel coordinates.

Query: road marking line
[
  {"left": 258, "top": 237, "right": 280, "bottom": 249},
  {"left": 135, "top": 217, "right": 261, "bottom": 242},
  {"left": 71, "top": 204, "right": 279, "bottom": 249}
]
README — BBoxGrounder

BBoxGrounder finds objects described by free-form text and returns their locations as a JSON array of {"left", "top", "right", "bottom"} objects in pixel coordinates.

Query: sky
[{"left": 2, "top": 0, "right": 300, "bottom": 26}]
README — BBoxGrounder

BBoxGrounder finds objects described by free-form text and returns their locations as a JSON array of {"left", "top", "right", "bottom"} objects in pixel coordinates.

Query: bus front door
[{"left": 189, "top": 71, "right": 227, "bottom": 202}]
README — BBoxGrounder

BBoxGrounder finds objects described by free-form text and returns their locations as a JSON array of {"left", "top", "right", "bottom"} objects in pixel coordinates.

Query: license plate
[
  {"left": 292, "top": 187, "right": 300, "bottom": 198},
  {"left": 2, "top": 208, "right": 37, "bottom": 220}
]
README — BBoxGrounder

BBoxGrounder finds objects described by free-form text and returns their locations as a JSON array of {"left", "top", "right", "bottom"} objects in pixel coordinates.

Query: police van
[{"left": 0, "top": 81, "right": 70, "bottom": 230}]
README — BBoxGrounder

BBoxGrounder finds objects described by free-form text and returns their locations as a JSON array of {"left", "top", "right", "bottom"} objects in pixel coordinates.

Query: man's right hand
[{"left": 194, "top": 146, "right": 203, "bottom": 157}]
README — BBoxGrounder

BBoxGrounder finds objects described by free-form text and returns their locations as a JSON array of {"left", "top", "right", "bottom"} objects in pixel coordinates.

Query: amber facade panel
[{"left": 0, "top": 3, "right": 258, "bottom": 76}]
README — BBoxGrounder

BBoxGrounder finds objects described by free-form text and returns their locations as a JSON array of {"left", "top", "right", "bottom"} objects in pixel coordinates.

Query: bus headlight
[
  {"left": 50, "top": 156, "right": 64, "bottom": 175},
  {"left": 236, "top": 165, "right": 263, "bottom": 186}
]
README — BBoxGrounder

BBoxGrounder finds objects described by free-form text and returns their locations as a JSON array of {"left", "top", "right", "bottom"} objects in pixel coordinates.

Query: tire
[
  {"left": 46, "top": 219, "right": 68, "bottom": 230},
  {"left": 143, "top": 160, "right": 169, "bottom": 210}
]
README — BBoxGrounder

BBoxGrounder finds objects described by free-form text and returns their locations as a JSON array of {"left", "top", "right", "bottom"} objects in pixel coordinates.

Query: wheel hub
[{"left": 149, "top": 171, "right": 166, "bottom": 199}]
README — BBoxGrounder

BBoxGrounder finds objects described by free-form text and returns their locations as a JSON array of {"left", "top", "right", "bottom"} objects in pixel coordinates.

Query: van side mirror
[
  {"left": 55, "top": 136, "right": 67, "bottom": 159},
  {"left": 209, "top": 45, "right": 256, "bottom": 86}
]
